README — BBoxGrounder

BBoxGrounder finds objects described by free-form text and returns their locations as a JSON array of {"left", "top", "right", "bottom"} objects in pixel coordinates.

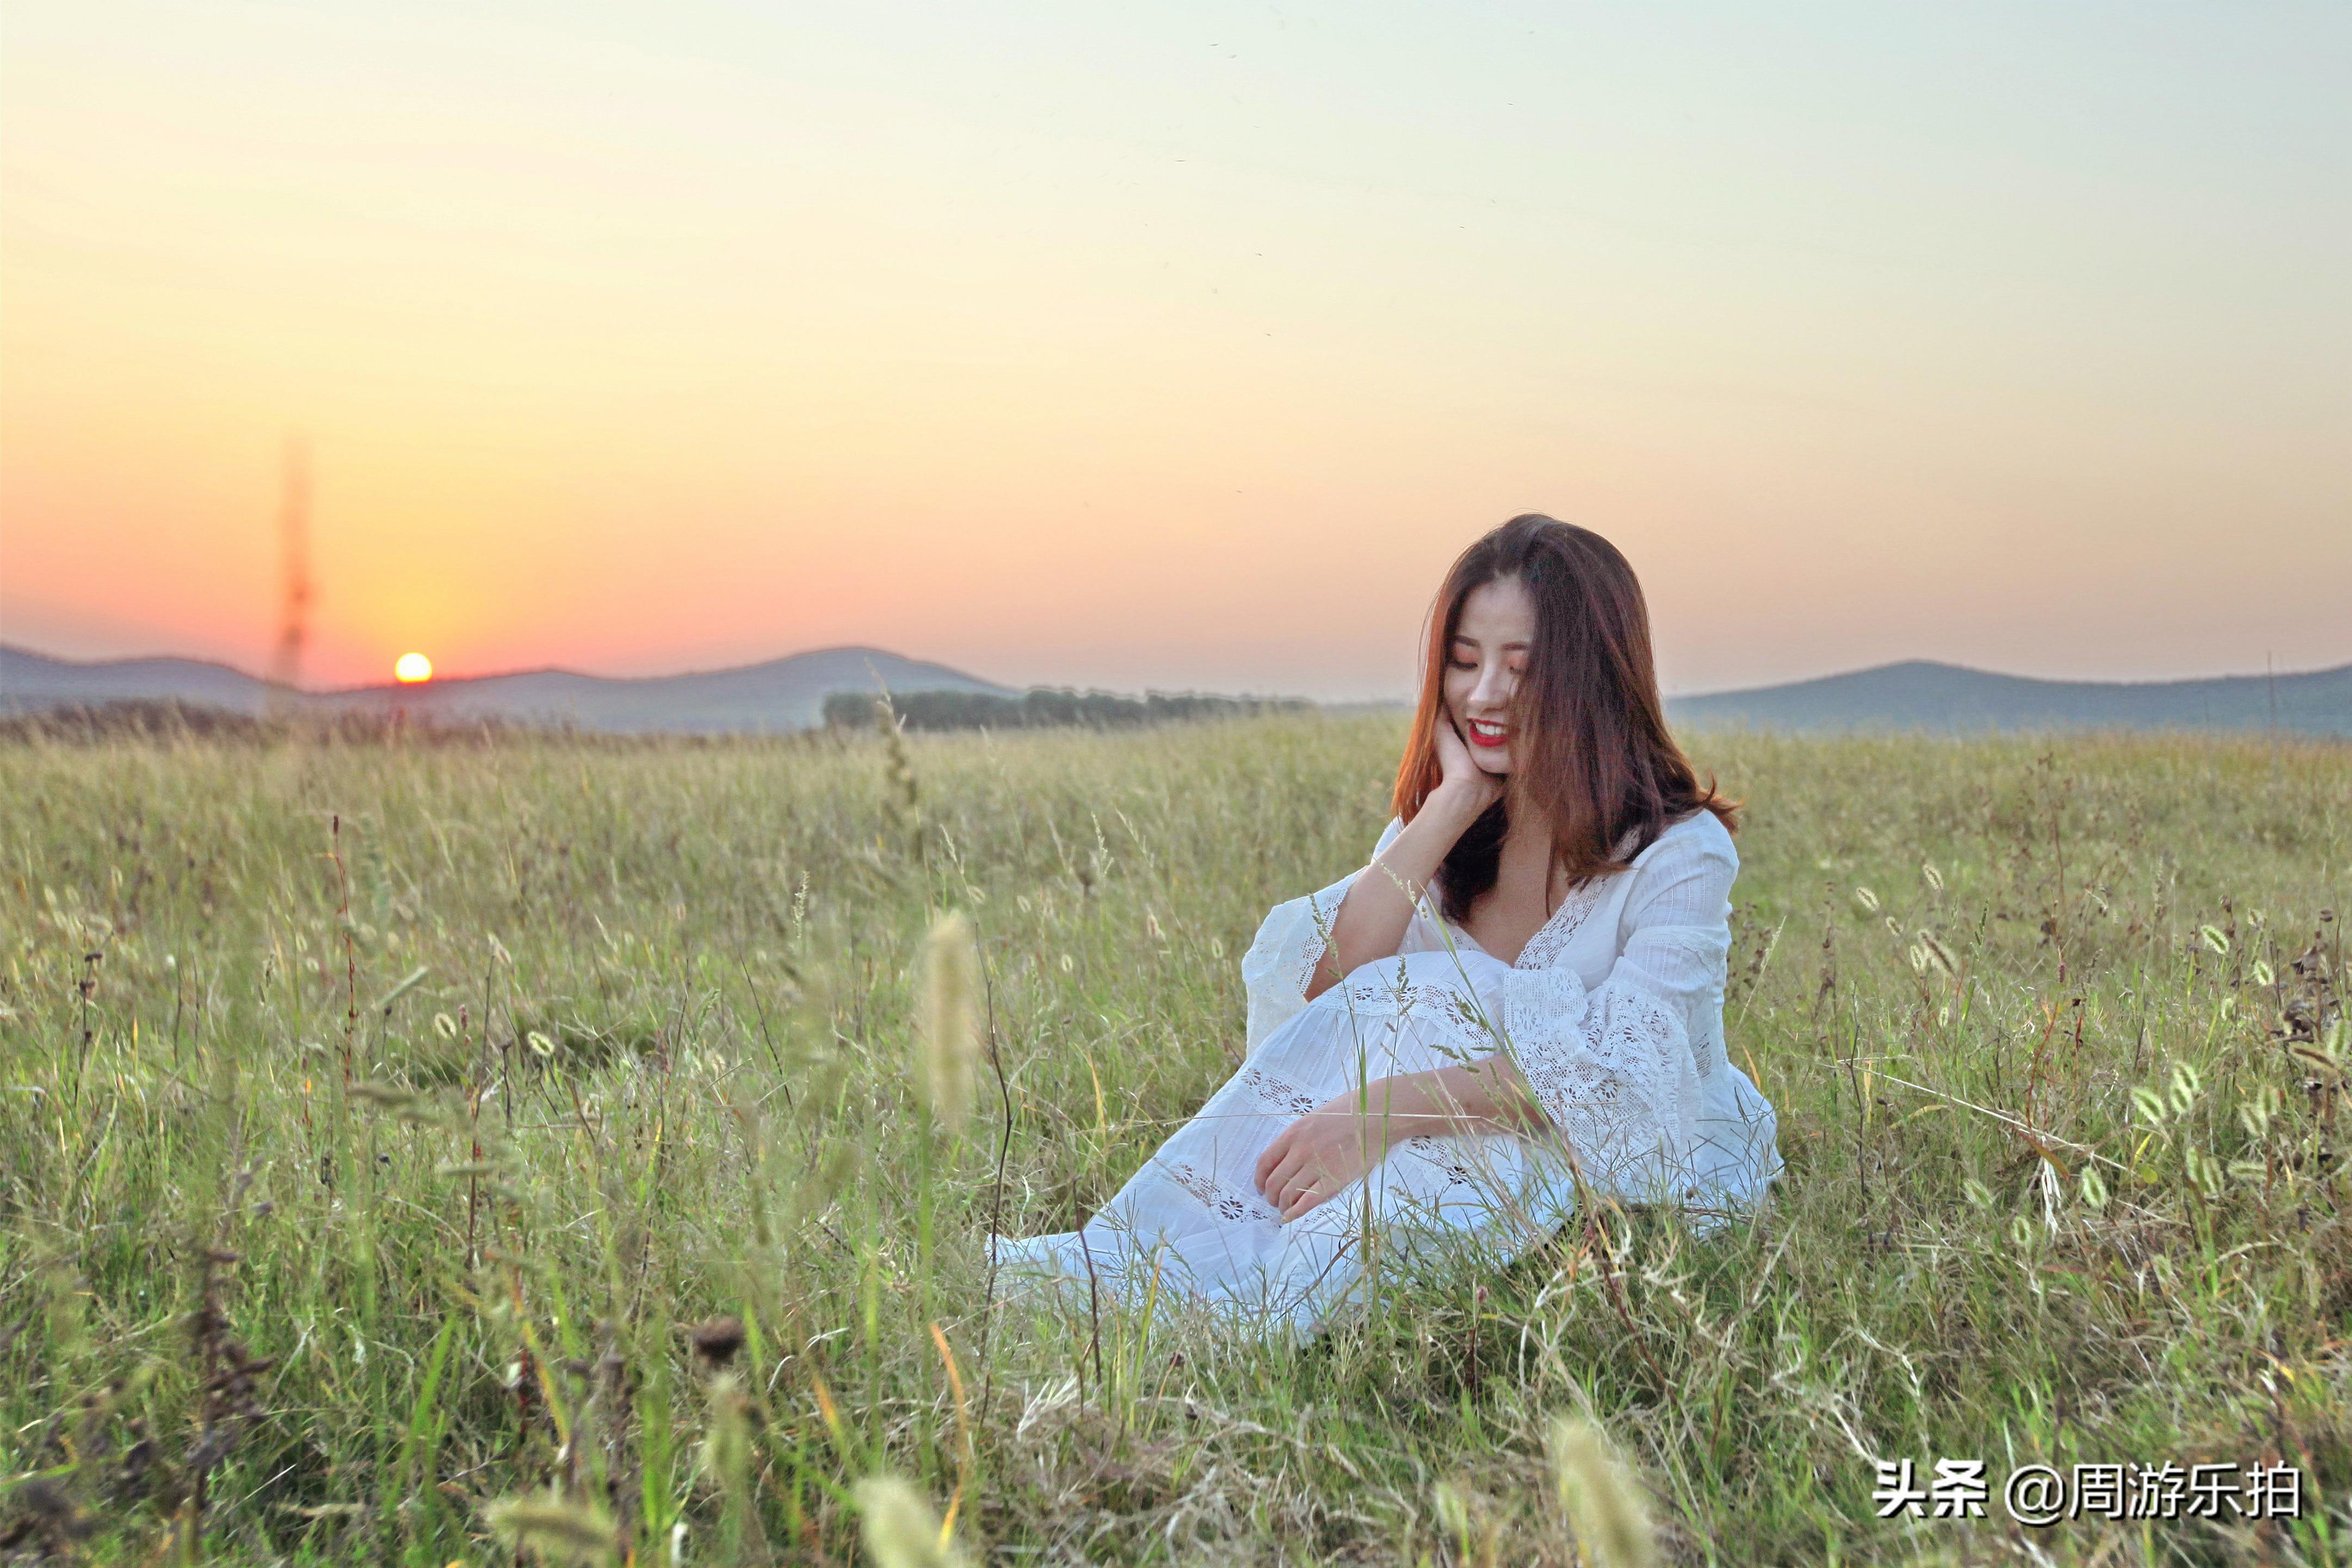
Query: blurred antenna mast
[{"left": 269, "top": 434, "right": 311, "bottom": 712}]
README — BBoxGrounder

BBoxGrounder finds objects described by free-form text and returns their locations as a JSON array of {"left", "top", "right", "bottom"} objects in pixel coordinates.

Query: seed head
[
  {"left": 1916, "top": 931, "right": 1959, "bottom": 978},
  {"left": 1546, "top": 1415, "right": 1657, "bottom": 1568},
  {"left": 919, "top": 911, "right": 982, "bottom": 1133},
  {"left": 348, "top": 1081, "right": 421, "bottom": 1114},
  {"left": 688, "top": 1315, "right": 746, "bottom": 1368},
  {"left": 1432, "top": 1478, "right": 1470, "bottom": 1540},
  {"left": 853, "top": 1474, "right": 968, "bottom": 1568},
  {"left": 485, "top": 1492, "right": 621, "bottom": 1566}
]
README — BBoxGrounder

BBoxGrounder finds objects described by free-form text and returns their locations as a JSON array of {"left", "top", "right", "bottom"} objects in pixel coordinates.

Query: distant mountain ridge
[
  {"left": 4, "top": 645, "right": 2345, "bottom": 736},
  {"left": 0, "top": 644, "right": 1013, "bottom": 733},
  {"left": 1665, "top": 658, "right": 2350, "bottom": 736}
]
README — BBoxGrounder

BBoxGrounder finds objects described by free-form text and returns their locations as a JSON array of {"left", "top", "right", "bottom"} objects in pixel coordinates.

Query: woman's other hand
[
  {"left": 1254, "top": 1094, "right": 1391, "bottom": 1221},
  {"left": 1253, "top": 1063, "right": 1552, "bottom": 1219}
]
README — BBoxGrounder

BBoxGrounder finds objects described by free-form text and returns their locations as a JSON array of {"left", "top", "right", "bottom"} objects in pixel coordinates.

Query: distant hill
[
  {"left": 0, "top": 644, "right": 1014, "bottom": 734},
  {"left": 0, "top": 649, "right": 281, "bottom": 714},
  {"left": 1668, "top": 659, "right": 2351, "bottom": 736},
  {"left": 8, "top": 645, "right": 2346, "bottom": 737}
]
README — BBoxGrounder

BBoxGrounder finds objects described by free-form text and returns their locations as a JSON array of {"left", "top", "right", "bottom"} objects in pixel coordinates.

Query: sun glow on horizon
[{"left": 394, "top": 652, "right": 433, "bottom": 684}]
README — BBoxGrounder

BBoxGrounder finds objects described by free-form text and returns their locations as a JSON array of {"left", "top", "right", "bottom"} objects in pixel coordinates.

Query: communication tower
[{"left": 269, "top": 435, "right": 311, "bottom": 713}]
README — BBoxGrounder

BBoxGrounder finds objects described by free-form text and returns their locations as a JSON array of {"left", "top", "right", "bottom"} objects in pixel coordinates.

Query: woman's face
[{"left": 1442, "top": 573, "right": 1536, "bottom": 776}]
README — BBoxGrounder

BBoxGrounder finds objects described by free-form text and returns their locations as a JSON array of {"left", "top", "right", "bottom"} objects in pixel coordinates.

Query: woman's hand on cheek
[
  {"left": 1252, "top": 1094, "right": 1391, "bottom": 1221},
  {"left": 1432, "top": 707, "right": 1505, "bottom": 811}
]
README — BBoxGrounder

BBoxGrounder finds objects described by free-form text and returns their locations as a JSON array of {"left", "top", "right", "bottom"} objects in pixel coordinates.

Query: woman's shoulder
[{"left": 1628, "top": 807, "right": 1738, "bottom": 875}]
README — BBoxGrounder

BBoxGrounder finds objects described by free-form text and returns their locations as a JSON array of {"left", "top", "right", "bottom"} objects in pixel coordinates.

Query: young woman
[{"left": 993, "top": 515, "right": 1783, "bottom": 1338}]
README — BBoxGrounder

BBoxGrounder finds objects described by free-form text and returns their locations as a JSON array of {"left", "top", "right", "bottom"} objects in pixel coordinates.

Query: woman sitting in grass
[{"left": 994, "top": 514, "right": 1784, "bottom": 1337}]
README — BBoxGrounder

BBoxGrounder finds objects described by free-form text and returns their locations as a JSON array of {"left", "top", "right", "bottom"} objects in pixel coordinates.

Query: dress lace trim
[
  {"left": 1242, "top": 1065, "right": 1323, "bottom": 1117},
  {"left": 1164, "top": 1157, "right": 1279, "bottom": 1224},
  {"left": 1331, "top": 968, "right": 1498, "bottom": 1039},
  {"left": 1289, "top": 887, "right": 1348, "bottom": 999},
  {"left": 1499, "top": 967, "right": 1700, "bottom": 1191},
  {"left": 1401, "top": 1134, "right": 1478, "bottom": 1188},
  {"left": 1512, "top": 875, "right": 1610, "bottom": 972}
]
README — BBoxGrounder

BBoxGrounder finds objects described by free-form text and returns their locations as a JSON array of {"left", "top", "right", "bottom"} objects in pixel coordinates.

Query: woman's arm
[
  {"left": 1304, "top": 717, "right": 1501, "bottom": 1002},
  {"left": 1261, "top": 818, "right": 1743, "bottom": 1221},
  {"left": 1254, "top": 1058, "right": 1546, "bottom": 1221}
]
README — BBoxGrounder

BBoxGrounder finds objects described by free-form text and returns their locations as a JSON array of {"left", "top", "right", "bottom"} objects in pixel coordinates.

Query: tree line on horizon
[{"left": 822, "top": 686, "right": 1314, "bottom": 732}]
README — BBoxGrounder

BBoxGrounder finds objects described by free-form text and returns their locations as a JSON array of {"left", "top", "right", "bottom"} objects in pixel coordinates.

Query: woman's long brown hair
[{"left": 1391, "top": 514, "right": 1738, "bottom": 923}]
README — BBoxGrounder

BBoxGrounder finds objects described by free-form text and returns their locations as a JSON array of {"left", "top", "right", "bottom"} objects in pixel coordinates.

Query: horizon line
[{"left": 5, "top": 638, "right": 2348, "bottom": 704}]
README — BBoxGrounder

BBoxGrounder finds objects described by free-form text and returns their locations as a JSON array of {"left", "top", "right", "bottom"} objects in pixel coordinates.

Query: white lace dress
[{"left": 991, "top": 810, "right": 1783, "bottom": 1340}]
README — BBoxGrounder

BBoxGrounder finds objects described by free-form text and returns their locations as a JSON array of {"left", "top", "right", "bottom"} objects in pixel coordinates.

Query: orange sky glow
[{"left": 3, "top": 4, "right": 2345, "bottom": 699}]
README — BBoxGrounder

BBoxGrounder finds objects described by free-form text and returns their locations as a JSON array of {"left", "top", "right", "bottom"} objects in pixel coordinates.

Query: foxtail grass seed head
[
  {"left": 369, "top": 964, "right": 428, "bottom": 1011},
  {"left": 528, "top": 1030, "right": 555, "bottom": 1058},
  {"left": 698, "top": 1373, "right": 753, "bottom": 1488},
  {"left": 1854, "top": 886, "right": 1880, "bottom": 912},
  {"left": 486, "top": 1492, "right": 620, "bottom": 1566},
  {"left": 1916, "top": 931, "right": 1958, "bottom": 978},
  {"left": 2200, "top": 924, "right": 2230, "bottom": 955},
  {"left": 2169, "top": 1061, "right": 2201, "bottom": 1116},
  {"left": 919, "top": 911, "right": 981, "bottom": 1133},
  {"left": 1546, "top": 1416, "right": 1657, "bottom": 1568},
  {"left": 1433, "top": 1479, "right": 1470, "bottom": 1541},
  {"left": 2079, "top": 1164, "right": 2109, "bottom": 1208},
  {"left": 854, "top": 1474, "right": 967, "bottom": 1568},
  {"left": 1921, "top": 861, "right": 1944, "bottom": 891}
]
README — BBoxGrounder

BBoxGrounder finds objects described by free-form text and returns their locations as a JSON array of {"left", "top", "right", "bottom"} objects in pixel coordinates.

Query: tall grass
[{"left": 0, "top": 715, "right": 2344, "bottom": 1564}]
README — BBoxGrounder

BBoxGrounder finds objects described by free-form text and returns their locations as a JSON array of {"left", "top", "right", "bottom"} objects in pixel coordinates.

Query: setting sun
[{"left": 393, "top": 652, "right": 433, "bottom": 684}]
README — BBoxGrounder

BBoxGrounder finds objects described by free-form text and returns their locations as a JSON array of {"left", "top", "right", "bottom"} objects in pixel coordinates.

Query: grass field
[{"left": 2, "top": 714, "right": 2346, "bottom": 1566}]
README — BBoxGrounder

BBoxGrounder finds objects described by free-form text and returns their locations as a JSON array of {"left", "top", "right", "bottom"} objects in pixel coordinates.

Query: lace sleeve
[
  {"left": 1238, "top": 817, "right": 1403, "bottom": 1057},
  {"left": 1494, "top": 820, "right": 1738, "bottom": 1197}
]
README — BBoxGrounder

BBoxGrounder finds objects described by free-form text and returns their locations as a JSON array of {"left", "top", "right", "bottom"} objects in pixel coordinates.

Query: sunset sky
[{"left": 3, "top": 2, "right": 2345, "bottom": 700}]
